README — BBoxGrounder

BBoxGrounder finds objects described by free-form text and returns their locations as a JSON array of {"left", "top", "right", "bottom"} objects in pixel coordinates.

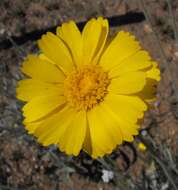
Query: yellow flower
[
  {"left": 16, "top": 17, "right": 160, "bottom": 158},
  {"left": 137, "top": 142, "right": 147, "bottom": 152}
]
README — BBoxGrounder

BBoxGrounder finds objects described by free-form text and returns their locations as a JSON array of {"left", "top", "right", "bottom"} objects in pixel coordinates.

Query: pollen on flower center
[{"left": 64, "top": 65, "right": 110, "bottom": 110}]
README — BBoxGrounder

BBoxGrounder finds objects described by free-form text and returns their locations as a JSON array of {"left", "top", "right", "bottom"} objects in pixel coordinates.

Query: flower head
[
  {"left": 137, "top": 142, "right": 147, "bottom": 152},
  {"left": 16, "top": 17, "right": 160, "bottom": 158}
]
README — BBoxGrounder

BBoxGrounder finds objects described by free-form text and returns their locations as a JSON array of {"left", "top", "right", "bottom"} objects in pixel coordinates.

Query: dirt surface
[{"left": 0, "top": 0, "right": 178, "bottom": 190}]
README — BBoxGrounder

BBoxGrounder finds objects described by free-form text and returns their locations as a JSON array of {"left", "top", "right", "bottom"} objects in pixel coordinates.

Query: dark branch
[{"left": 0, "top": 12, "right": 145, "bottom": 50}]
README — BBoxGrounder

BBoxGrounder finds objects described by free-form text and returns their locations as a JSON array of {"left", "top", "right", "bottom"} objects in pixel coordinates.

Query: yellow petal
[
  {"left": 109, "top": 51, "right": 152, "bottom": 77},
  {"left": 59, "top": 110, "right": 87, "bottom": 156},
  {"left": 21, "top": 54, "right": 65, "bottom": 83},
  {"left": 24, "top": 120, "right": 41, "bottom": 134},
  {"left": 101, "top": 103, "right": 139, "bottom": 142},
  {"left": 39, "top": 53, "right": 55, "bottom": 64},
  {"left": 146, "top": 62, "right": 160, "bottom": 81},
  {"left": 87, "top": 105, "right": 123, "bottom": 158},
  {"left": 38, "top": 32, "right": 74, "bottom": 74},
  {"left": 83, "top": 124, "right": 92, "bottom": 155},
  {"left": 34, "top": 106, "right": 75, "bottom": 146},
  {"left": 82, "top": 17, "right": 108, "bottom": 65},
  {"left": 104, "top": 93, "right": 147, "bottom": 123},
  {"left": 108, "top": 72, "right": 146, "bottom": 94},
  {"left": 16, "top": 79, "right": 63, "bottom": 102},
  {"left": 137, "top": 78, "right": 157, "bottom": 102},
  {"left": 23, "top": 94, "right": 66, "bottom": 122},
  {"left": 56, "top": 21, "right": 83, "bottom": 66},
  {"left": 100, "top": 31, "right": 141, "bottom": 70}
]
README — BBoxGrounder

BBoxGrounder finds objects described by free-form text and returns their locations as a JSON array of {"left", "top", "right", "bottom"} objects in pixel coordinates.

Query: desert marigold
[{"left": 16, "top": 17, "right": 160, "bottom": 158}]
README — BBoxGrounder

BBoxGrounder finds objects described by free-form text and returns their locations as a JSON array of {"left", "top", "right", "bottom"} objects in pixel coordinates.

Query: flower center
[{"left": 64, "top": 65, "right": 110, "bottom": 111}]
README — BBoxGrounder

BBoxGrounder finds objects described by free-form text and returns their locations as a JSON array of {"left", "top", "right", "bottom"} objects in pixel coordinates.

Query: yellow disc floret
[{"left": 64, "top": 65, "right": 110, "bottom": 110}]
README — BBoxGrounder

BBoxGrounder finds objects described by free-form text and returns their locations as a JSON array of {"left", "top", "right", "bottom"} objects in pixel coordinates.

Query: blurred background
[{"left": 0, "top": 0, "right": 178, "bottom": 189}]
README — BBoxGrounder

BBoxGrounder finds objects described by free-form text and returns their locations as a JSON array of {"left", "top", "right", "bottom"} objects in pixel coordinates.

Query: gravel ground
[{"left": 0, "top": 0, "right": 178, "bottom": 189}]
